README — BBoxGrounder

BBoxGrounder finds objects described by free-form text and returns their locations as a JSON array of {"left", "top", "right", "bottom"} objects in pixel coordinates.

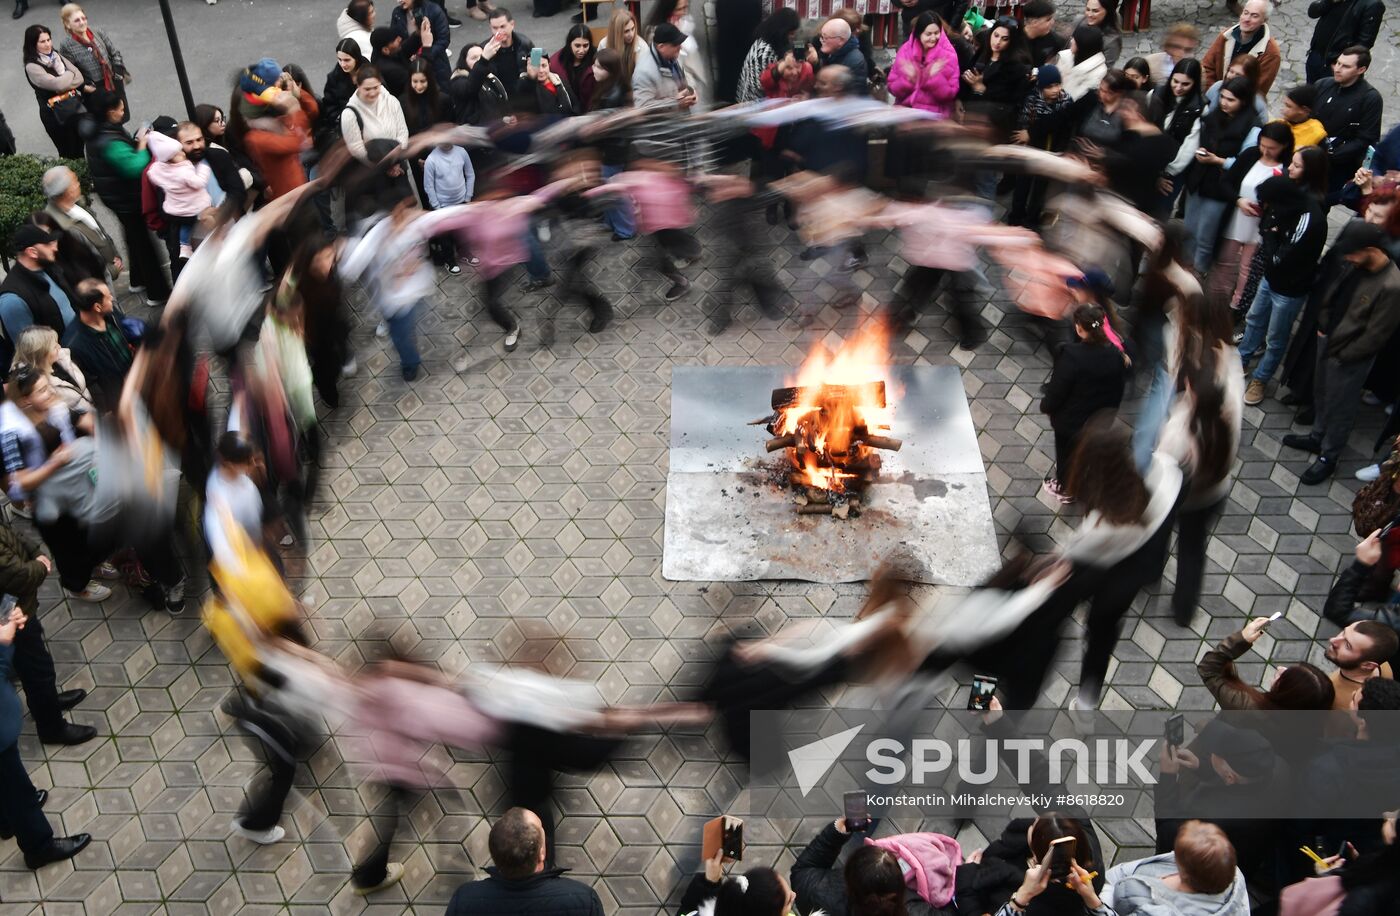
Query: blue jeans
[
  {"left": 1238, "top": 279, "right": 1306, "bottom": 383},
  {"left": 600, "top": 164, "right": 635, "bottom": 239},
  {"left": 1183, "top": 192, "right": 1229, "bottom": 274},
  {"left": 1132, "top": 363, "right": 1174, "bottom": 473},
  {"left": 385, "top": 305, "right": 420, "bottom": 372},
  {"left": 525, "top": 221, "right": 549, "bottom": 282}
]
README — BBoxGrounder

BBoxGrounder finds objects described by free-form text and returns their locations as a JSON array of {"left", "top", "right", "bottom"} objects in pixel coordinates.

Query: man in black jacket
[
  {"left": 808, "top": 18, "right": 869, "bottom": 94},
  {"left": 61, "top": 279, "right": 134, "bottom": 415},
  {"left": 1283, "top": 221, "right": 1400, "bottom": 484},
  {"left": 1306, "top": 0, "right": 1385, "bottom": 82},
  {"left": 484, "top": 7, "right": 534, "bottom": 98},
  {"left": 1312, "top": 47, "right": 1384, "bottom": 204},
  {"left": 370, "top": 26, "right": 411, "bottom": 96},
  {"left": 445, "top": 807, "right": 603, "bottom": 916},
  {"left": 0, "top": 226, "right": 76, "bottom": 375}
]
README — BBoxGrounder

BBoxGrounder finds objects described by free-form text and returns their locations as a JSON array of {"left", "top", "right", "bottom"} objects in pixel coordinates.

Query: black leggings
[
  {"left": 506, "top": 723, "right": 622, "bottom": 864},
  {"left": 482, "top": 272, "right": 520, "bottom": 333},
  {"left": 1171, "top": 498, "right": 1225, "bottom": 626}
]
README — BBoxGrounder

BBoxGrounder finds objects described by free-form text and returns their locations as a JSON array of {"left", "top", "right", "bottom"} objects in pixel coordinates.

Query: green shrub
[{"left": 0, "top": 153, "right": 91, "bottom": 260}]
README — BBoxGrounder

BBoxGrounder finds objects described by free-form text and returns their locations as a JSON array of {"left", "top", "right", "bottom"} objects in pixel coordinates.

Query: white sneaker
[
  {"left": 375, "top": 321, "right": 389, "bottom": 339},
  {"left": 65, "top": 582, "right": 112, "bottom": 603},
  {"left": 504, "top": 327, "right": 519, "bottom": 352},
  {"left": 1356, "top": 463, "right": 1382, "bottom": 482},
  {"left": 230, "top": 821, "right": 284, "bottom": 845},
  {"left": 453, "top": 352, "right": 470, "bottom": 373},
  {"left": 341, "top": 357, "right": 357, "bottom": 377}
]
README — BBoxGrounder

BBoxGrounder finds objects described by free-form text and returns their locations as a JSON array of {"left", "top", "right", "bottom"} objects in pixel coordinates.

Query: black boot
[{"left": 12, "top": 0, "right": 30, "bottom": 19}]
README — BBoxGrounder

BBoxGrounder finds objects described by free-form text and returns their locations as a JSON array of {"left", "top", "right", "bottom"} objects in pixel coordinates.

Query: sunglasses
[{"left": 994, "top": 16, "right": 1020, "bottom": 30}]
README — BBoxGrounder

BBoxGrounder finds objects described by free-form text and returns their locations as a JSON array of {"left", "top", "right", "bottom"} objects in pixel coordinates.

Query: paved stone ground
[{"left": 1, "top": 0, "right": 1399, "bottom": 913}]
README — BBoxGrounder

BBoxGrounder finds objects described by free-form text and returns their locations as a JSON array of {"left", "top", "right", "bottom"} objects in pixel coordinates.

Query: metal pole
[{"left": 157, "top": 0, "right": 198, "bottom": 120}]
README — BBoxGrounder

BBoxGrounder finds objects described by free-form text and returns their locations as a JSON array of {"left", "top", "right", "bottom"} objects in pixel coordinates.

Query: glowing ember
[{"left": 762, "top": 323, "right": 901, "bottom": 514}]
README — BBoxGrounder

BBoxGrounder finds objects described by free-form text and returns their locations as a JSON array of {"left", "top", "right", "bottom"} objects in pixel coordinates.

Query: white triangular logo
[{"left": 788, "top": 725, "right": 866, "bottom": 797}]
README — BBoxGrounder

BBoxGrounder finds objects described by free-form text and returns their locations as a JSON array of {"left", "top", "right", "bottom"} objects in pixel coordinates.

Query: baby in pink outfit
[{"left": 146, "top": 130, "right": 213, "bottom": 258}]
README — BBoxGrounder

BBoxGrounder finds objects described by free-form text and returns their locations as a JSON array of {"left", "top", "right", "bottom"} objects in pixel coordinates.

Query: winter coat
[
  {"left": 954, "top": 816, "right": 1108, "bottom": 916},
  {"left": 737, "top": 38, "right": 782, "bottom": 103},
  {"left": 815, "top": 34, "right": 869, "bottom": 93},
  {"left": 1041, "top": 340, "right": 1128, "bottom": 433},
  {"left": 243, "top": 92, "right": 318, "bottom": 200},
  {"left": 445, "top": 867, "right": 604, "bottom": 916},
  {"left": 390, "top": 1, "right": 451, "bottom": 86},
  {"left": 550, "top": 49, "right": 597, "bottom": 113},
  {"left": 1308, "top": 0, "right": 1385, "bottom": 61},
  {"left": 1319, "top": 259, "right": 1400, "bottom": 364},
  {"left": 1019, "top": 90, "right": 1076, "bottom": 152},
  {"left": 449, "top": 56, "right": 510, "bottom": 126},
  {"left": 1054, "top": 48, "right": 1107, "bottom": 102},
  {"left": 44, "top": 201, "right": 119, "bottom": 279},
  {"left": 1313, "top": 76, "right": 1384, "bottom": 179},
  {"left": 1104, "top": 853, "right": 1249, "bottom": 916},
  {"left": 865, "top": 833, "right": 961, "bottom": 907},
  {"left": 336, "top": 8, "right": 374, "bottom": 59},
  {"left": 319, "top": 66, "right": 358, "bottom": 146},
  {"left": 791, "top": 823, "right": 955, "bottom": 916},
  {"left": 484, "top": 33, "right": 536, "bottom": 99},
  {"left": 1255, "top": 176, "right": 1327, "bottom": 297},
  {"left": 888, "top": 30, "right": 960, "bottom": 118},
  {"left": 146, "top": 132, "right": 213, "bottom": 217},
  {"left": 83, "top": 120, "right": 149, "bottom": 216},
  {"left": 1201, "top": 24, "right": 1281, "bottom": 95},
  {"left": 58, "top": 28, "right": 127, "bottom": 92},
  {"left": 1186, "top": 108, "right": 1259, "bottom": 200}
]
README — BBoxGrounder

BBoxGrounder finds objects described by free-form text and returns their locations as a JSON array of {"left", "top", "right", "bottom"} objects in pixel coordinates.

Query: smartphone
[
  {"left": 843, "top": 790, "right": 872, "bottom": 833},
  {"left": 1165, "top": 714, "right": 1184, "bottom": 748},
  {"left": 1380, "top": 516, "right": 1399, "bottom": 539},
  {"left": 1047, "top": 835, "right": 1076, "bottom": 883},
  {"left": 967, "top": 674, "right": 998, "bottom": 711},
  {"left": 1259, "top": 611, "right": 1284, "bottom": 630},
  {"left": 702, "top": 816, "right": 743, "bottom": 863},
  {"left": 530, "top": 47, "right": 544, "bottom": 70}
]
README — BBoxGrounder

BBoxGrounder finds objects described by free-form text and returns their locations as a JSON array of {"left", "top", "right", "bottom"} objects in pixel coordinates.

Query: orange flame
[{"left": 775, "top": 322, "right": 895, "bottom": 494}]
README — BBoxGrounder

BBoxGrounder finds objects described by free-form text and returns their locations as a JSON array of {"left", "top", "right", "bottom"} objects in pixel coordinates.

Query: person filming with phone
[
  {"left": 676, "top": 816, "right": 799, "bottom": 916},
  {"left": 1196, "top": 614, "right": 1336, "bottom": 712}
]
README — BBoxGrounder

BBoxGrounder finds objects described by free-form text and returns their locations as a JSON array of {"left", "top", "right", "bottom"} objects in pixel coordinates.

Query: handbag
[{"left": 48, "top": 90, "right": 85, "bottom": 126}]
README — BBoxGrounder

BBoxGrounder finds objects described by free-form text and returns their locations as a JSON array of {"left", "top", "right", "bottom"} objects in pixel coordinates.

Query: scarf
[
  {"left": 72, "top": 28, "right": 115, "bottom": 91},
  {"left": 36, "top": 49, "right": 65, "bottom": 76},
  {"left": 651, "top": 44, "right": 687, "bottom": 90}
]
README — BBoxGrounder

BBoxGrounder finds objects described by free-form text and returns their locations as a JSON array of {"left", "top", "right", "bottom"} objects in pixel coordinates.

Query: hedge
[{"left": 0, "top": 153, "right": 92, "bottom": 262}]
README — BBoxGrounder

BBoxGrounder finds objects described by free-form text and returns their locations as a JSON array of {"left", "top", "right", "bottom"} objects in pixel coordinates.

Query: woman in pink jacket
[{"left": 887, "top": 11, "right": 960, "bottom": 119}]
